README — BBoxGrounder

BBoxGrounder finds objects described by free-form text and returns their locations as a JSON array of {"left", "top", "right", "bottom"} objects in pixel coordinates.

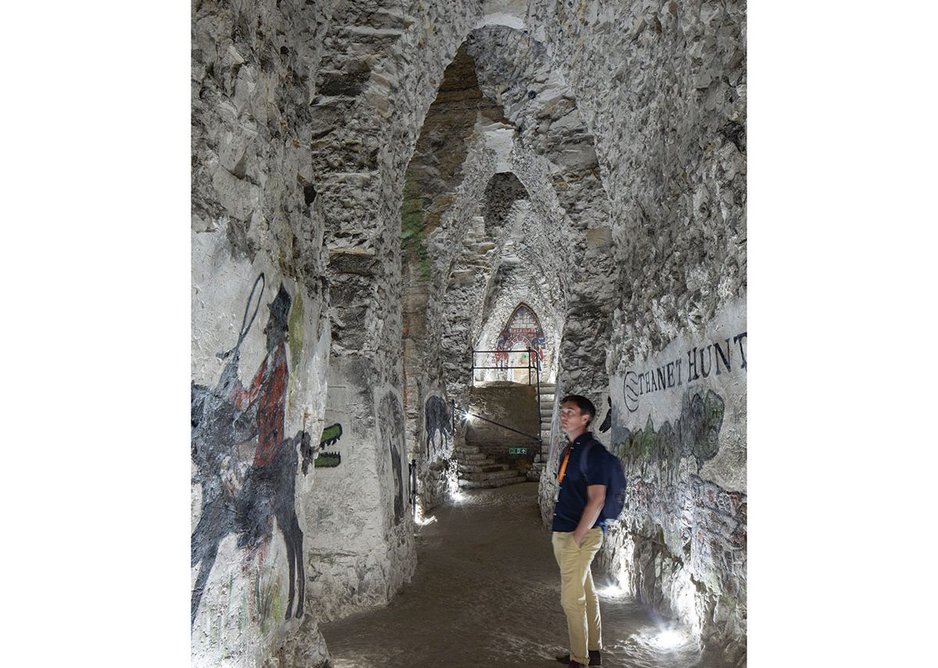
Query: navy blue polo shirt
[{"left": 551, "top": 432, "right": 607, "bottom": 533}]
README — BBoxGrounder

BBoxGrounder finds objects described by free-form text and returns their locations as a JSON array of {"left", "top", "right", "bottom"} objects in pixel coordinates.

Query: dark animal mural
[
  {"left": 599, "top": 396, "right": 612, "bottom": 433},
  {"left": 381, "top": 392, "right": 407, "bottom": 525},
  {"left": 314, "top": 423, "right": 344, "bottom": 467},
  {"left": 613, "top": 389, "right": 726, "bottom": 472},
  {"left": 424, "top": 395, "right": 452, "bottom": 460},
  {"left": 191, "top": 274, "right": 314, "bottom": 627}
]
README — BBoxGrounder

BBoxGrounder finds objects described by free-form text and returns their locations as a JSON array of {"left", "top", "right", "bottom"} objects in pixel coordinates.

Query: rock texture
[
  {"left": 191, "top": 0, "right": 333, "bottom": 665},
  {"left": 305, "top": 0, "right": 483, "bottom": 630},
  {"left": 525, "top": 2, "right": 747, "bottom": 663},
  {"left": 192, "top": 0, "right": 746, "bottom": 665}
]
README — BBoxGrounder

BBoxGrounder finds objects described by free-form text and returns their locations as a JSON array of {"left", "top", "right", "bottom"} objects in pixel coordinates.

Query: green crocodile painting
[{"left": 315, "top": 423, "right": 344, "bottom": 468}]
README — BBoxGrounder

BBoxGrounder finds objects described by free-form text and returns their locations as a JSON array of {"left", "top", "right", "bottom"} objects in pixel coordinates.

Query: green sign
[{"left": 508, "top": 447, "right": 527, "bottom": 455}]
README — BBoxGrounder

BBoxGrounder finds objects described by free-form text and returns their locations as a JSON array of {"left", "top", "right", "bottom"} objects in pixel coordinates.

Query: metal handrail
[
  {"left": 532, "top": 347, "right": 542, "bottom": 438},
  {"left": 409, "top": 458, "right": 418, "bottom": 522},
  {"left": 462, "top": 410, "right": 541, "bottom": 443},
  {"left": 471, "top": 348, "right": 542, "bottom": 384},
  {"left": 467, "top": 347, "right": 545, "bottom": 462}
]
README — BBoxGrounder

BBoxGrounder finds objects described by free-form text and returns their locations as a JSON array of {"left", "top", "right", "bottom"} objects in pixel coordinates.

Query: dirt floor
[{"left": 322, "top": 482, "right": 707, "bottom": 667}]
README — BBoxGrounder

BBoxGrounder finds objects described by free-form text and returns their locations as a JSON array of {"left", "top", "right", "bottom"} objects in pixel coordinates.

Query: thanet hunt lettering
[{"left": 624, "top": 331, "right": 747, "bottom": 413}]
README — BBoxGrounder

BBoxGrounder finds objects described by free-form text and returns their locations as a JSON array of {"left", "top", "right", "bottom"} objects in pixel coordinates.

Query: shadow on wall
[
  {"left": 190, "top": 274, "right": 319, "bottom": 627},
  {"left": 381, "top": 392, "right": 408, "bottom": 526}
]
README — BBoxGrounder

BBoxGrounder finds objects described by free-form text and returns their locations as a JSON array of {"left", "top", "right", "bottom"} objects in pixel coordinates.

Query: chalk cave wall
[
  {"left": 298, "top": 0, "right": 483, "bottom": 635},
  {"left": 191, "top": 0, "right": 336, "bottom": 665},
  {"left": 192, "top": 0, "right": 747, "bottom": 665},
  {"left": 606, "top": 299, "right": 747, "bottom": 668},
  {"left": 528, "top": 1, "right": 746, "bottom": 664}
]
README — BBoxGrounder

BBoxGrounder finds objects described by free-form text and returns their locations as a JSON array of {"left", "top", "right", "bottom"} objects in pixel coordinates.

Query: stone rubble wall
[
  {"left": 466, "top": 384, "right": 541, "bottom": 453},
  {"left": 526, "top": 1, "right": 747, "bottom": 662},
  {"left": 191, "top": 0, "right": 337, "bottom": 665},
  {"left": 304, "top": 0, "right": 486, "bottom": 642},
  {"left": 602, "top": 298, "right": 747, "bottom": 667},
  {"left": 528, "top": 0, "right": 746, "bottom": 366},
  {"left": 474, "top": 230, "right": 565, "bottom": 386},
  {"left": 468, "top": 24, "right": 618, "bottom": 406},
  {"left": 399, "top": 44, "right": 506, "bottom": 515},
  {"left": 191, "top": 1, "right": 747, "bottom": 664}
]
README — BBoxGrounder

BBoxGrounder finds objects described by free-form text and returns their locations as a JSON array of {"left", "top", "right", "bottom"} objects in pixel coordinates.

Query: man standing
[{"left": 552, "top": 394, "right": 606, "bottom": 667}]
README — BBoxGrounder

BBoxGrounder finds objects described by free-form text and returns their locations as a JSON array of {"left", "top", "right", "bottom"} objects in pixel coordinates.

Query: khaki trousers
[{"left": 552, "top": 528, "right": 603, "bottom": 665}]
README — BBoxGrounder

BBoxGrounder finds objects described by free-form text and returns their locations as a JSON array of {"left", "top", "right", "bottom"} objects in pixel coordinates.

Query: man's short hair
[{"left": 559, "top": 394, "right": 596, "bottom": 425}]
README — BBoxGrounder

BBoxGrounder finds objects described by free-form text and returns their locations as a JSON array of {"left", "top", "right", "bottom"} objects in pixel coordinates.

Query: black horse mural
[
  {"left": 424, "top": 395, "right": 452, "bottom": 460},
  {"left": 191, "top": 274, "right": 315, "bottom": 626}
]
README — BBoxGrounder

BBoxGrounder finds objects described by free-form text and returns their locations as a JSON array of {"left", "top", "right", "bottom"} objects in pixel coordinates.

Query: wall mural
[
  {"left": 424, "top": 395, "right": 453, "bottom": 460},
  {"left": 191, "top": 274, "right": 314, "bottom": 626},
  {"left": 613, "top": 390, "right": 726, "bottom": 471},
  {"left": 314, "top": 423, "right": 344, "bottom": 467},
  {"left": 599, "top": 396, "right": 612, "bottom": 433},
  {"left": 380, "top": 392, "right": 407, "bottom": 526},
  {"left": 493, "top": 303, "right": 546, "bottom": 369}
]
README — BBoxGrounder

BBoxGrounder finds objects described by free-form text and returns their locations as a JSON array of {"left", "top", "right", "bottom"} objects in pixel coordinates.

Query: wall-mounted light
[{"left": 456, "top": 407, "right": 481, "bottom": 425}]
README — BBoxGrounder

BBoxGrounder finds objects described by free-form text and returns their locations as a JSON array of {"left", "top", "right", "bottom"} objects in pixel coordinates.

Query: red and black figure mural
[
  {"left": 191, "top": 274, "right": 314, "bottom": 627},
  {"left": 493, "top": 303, "right": 546, "bottom": 370}
]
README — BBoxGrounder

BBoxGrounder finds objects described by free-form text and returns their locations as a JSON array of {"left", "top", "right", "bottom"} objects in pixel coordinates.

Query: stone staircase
[
  {"left": 456, "top": 444, "right": 528, "bottom": 489},
  {"left": 528, "top": 382, "right": 556, "bottom": 480}
]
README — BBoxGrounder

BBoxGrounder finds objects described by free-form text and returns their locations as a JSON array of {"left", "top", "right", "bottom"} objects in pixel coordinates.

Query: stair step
[
  {"left": 459, "top": 475, "right": 529, "bottom": 489},
  {"left": 458, "top": 468, "right": 524, "bottom": 482},
  {"left": 458, "top": 463, "right": 510, "bottom": 474}
]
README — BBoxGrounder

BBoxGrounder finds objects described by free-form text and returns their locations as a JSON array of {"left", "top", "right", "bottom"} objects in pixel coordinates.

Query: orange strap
[{"left": 557, "top": 447, "right": 571, "bottom": 484}]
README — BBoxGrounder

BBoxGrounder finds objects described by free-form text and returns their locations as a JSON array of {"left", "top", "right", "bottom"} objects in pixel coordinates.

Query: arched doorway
[{"left": 492, "top": 303, "right": 546, "bottom": 385}]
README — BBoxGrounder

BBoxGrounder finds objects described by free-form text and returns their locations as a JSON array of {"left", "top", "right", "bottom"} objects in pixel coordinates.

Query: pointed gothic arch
[{"left": 493, "top": 303, "right": 546, "bottom": 377}]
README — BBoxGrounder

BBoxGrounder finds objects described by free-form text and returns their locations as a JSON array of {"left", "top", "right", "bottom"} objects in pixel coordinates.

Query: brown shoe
[{"left": 555, "top": 650, "right": 601, "bottom": 665}]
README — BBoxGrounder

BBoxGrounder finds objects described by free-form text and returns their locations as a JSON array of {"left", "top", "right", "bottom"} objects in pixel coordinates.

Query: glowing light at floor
[
  {"left": 653, "top": 628, "right": 686, "bottom": 649},
  {"left": 446, "top": 464, "right": 461, "bottom": 501},
  {"left": 628, "top": 624, "right": 699, "bottom": 660},
  {"left": 451, "top": 490, "right": 467, "bottom": 504},
  {"left": 597, "top": 583, "right": 626, "bottom": 598},
  {"left": 415, "top": 505, "right": 437, "bottom": 526}
]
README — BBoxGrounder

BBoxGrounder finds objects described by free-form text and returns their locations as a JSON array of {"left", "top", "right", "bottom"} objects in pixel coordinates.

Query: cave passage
[{"left": 322, "top": 483, "right": 707, "bottom": 668}]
